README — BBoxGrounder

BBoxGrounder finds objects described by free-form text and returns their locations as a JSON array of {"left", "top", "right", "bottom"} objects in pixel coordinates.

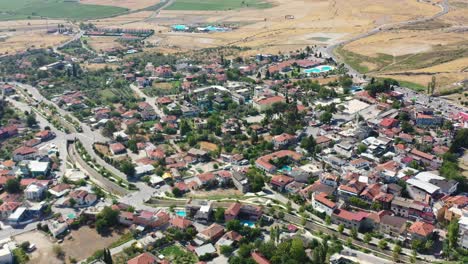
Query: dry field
[
  {"left": 336, "top": 0, "right": 468, "bottom": 92},
  {"left": 0, "top": 19, "right": 71, "bottom": 55},
  {"left": 81, "top": 0, "right": 161, "bottom": 10},
  {"left": 15, "top": 231, "right": 63, "bottom": 264},
  {"left": 85, "top": 36, "right": 124, "bottom": 52}
]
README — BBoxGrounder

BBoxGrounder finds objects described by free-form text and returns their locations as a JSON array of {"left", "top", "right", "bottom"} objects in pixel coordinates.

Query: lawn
[
  {"left": 159, "top": 245, "right": 197, "bottom": 263},
  {"left": 395, "top": 80, "right": 426, "bottom": 92},
  {"left": 165, "top": 0, "right": 272, "bottom": 11},
  {"left": 0, "top": 0, "right": 128, "bottom": 20}
]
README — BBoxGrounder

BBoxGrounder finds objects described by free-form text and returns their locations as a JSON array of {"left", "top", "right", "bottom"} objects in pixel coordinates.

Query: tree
[
  {"left": 226, "top": 220, "right": 242, "bottom": 232},
  {"left": 214, "top": 208, "right": 225, "bottom": 223},
  {"left": 53, "top": 245, "right": 65, "bottom": 259},
  {"left": 120, "top": 160, "right": 135, "bottom": 177},
  {"left": 319, "top": 111, "right": 332, "bottom": 124},
  {"left": 290, "top": 238, "right": 307, "bottom": 262},
  {"left": 102, "top": 121, "right": 117, "bottom": 137},
  {"left": 325, "top": 215, "right": 331, "bottom": 225},
  {"left": 393, "top": 245, "right": 401, "bottom": 262},
  {"left": 172, "top": 187, "right": 182, "bottom": 197},
  {"left": 69, "top": 198, "right": 77, "bottom": 208},
  {"left": 179, "top": 119, "right": 191, "bottom": 136},
  {"left": 338, "top": 224, "right": 344, "bottom": 234},
  {"left": 96, "top": 206, "right": 119, "bottom": 234},
  {"left": 103, "top": 248, "right": 113, "bottom": 264},
  {"left": 363, "top": 233, "right": 372, "bottom": 244},
  {"left": 378, "top": 239, "right": 388, "bottom": 250},
  {"left": 26, "top": 113, "right": 37, "bottom": 127},
  {"left": 5, "top": 178, "right": 20, "bottom": 193},
  {"left": 300, "top": 135, "right": 316, "bottom": 154},
  {"left": 220, "top": 245, "right": 234, "bottom": 257},
  {"left": 447, "top": 219, "right": 459, "bottom": 251},
  {"left": 350, "top": 227, "right": 358, "bottom": 239}
]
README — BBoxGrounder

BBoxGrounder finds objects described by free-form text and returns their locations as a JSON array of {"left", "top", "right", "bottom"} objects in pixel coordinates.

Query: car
[
  {"left": 57, "top": 239, "right": 63, "bottom": 244},
  {"left": 27, "top": 244, "right": 36, "bottom": 252}
]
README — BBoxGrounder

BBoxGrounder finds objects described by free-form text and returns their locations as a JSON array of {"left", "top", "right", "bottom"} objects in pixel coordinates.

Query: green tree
[
  {"left": 363, "top": 233, "right": 372, "bottom": 244},
  {"left": 220, "top": 245, "right": 234, "bottom": 257},
  {"left": 172, "top": 187, "right": 182, "bottom": 197},
  {"left": 120, "top": 160, "right": 135, "bottom": 177},
  {"left": 319, "top": 111, "right": 332, "bottom": 124},
  {"left": 214, "top": 208, "right": 225, "bottom": 223},
  {"left": 447, "top": 219, "right": 459, "bottom": 251},
  {"left": 290, "top": 238, "right": 307, "bottom": 262},
  {"left": 393, "top": 245, "right": 401, "bottom": 262},
  {"left": 5, "top": 178, "right": 20, "bottom": 193},
  {"left": 338, "top": 224, "right": 344, "bottom": 234},
  {"left": 350, "top": 227, "right": 358, "bottom": 239},
  {"left": 378, "top": 239, "right": 388, "bottom": 250},
  {"left": 325, "top": 215, "right": 331, "bottom": 225},
  {"left": 226, "top": 220, "right": 242, "bottom": 232}
]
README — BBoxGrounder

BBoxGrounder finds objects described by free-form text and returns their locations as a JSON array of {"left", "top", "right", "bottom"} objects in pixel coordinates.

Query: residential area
[{"left": 0, "top": 38, "right": 467, "bottom": 264}]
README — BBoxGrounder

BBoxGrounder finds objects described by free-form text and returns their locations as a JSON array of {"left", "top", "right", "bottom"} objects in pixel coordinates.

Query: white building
[
  {"left": 459, "top": 208, "right": 468, "bottom": 249},
  {"left": 311, "top": 192, "right": 337, "bottom": 216},
  {"left": 47, "top": 220, "right": 68, "bottom": 238},
  {"left": 24, "top": 183, "right": 47, "bottom": 201},
  {"left": 0, "top": 244, "right": 13, "bottom": 264}
]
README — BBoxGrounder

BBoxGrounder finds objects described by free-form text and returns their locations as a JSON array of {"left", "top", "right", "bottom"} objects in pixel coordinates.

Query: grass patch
[
  {"left": 335, "top": 46, "right": 371, "bottom": 73},
  {"left": 310, "top": 37, "right": 330, "bottom": 42},
  {"left": 109, "top": 232, "right": 135, "bottom": 248},
  {"left": 159, "top": 245, "right": 198, "bottom": 263},
  {"left": 0, "top": 0, "right": 128, "bottom": 20},
  {"left": 166, "top": 0, "right": 271, "bottom": 11},
  {"left": 394, "top": 80, "right": 426, "bottom": 92}
]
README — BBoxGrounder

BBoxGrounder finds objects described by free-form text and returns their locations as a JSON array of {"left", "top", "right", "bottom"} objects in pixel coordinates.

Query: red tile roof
[
  {"left": 170, "top": 216, "right": 192, "bottom": 229},
  {"left": 127, "top": 252, "right": 157, "bottom": 264},
  {"left": 410, "top": 148, "right": 435, "bottom": 161},
  {"left": 334, "top": 209, "right": 368, "bottom": 222},
  {"left": 315, "top": 192, "right": 336, "bottom": 208},
  {"left": 252, "top": 251, "right": 271, "bottom": 264},
  {"left": 408, "top": 221, "right": 434, "bottom": 237},
  {"left": 225, "top": 202, "right": 242, "bottom": 217}
]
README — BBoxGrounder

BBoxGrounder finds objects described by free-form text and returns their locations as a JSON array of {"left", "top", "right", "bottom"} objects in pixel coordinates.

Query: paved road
[
  {"left": 129, "top": 83, "right": 166, "bottom": 118},
  {"left": 68, "top": 143, "right": 129, "bottom": 196}
]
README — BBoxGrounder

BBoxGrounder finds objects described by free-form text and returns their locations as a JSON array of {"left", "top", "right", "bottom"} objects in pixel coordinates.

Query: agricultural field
[
  {"left": 0, "top": 0, "right": 128, "bottom": 20},
  {"left": 166, "top": 0, "right": 272, "bottom": 11},
  {"left": 80, "top": 0, "right": 161, "bottom": 10}
]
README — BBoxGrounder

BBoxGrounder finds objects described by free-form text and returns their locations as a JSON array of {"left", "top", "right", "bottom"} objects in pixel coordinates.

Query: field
[
  {"left": 335, "top": 0, "right": 468, "bottom": 93},
  {"left": 81, "top": 0, "right": 161, "bottom": 10},
  {"left": 166, "top": 0, "right": 272, "bottom": 11},
  {"left": 0, "top": 0, "right": 128, "bottom": 20},
  {"left": 15, "top": 231, "right": 62, "bottom": 264}
]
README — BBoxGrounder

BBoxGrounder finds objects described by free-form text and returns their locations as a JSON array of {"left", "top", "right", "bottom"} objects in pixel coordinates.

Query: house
[
  {"left": 391, "top": 197, "right": 435, "bottom": 223},
  {"left": 253, "top": 95, "right": 285, "bottom": 111},
  {"left": 299, "top": 181, "right": 335, "bottom": 200},
  {"left": 12, "top": 146, "right": 38, "bottom": 161},
  {"left": 0, "top": 202, "right": 21, "bottom": 220},
  {"left": 134, "top": 210, "right": 170, "bottom": 229},
  {"left": 232, "top": 171, "right": 250, "bottom": 193},
  {"left": 127, "top": 252, "right": 157, "bottom": 264},
  {"left": 312, "top": 192, "right": 337, "bottom": 216},
  {"left": 109, "top": 142, "right": 126, "bottom": 155},
  {"left": 47, "top": 220, "right": 68, "bottom": 238},
  {"left": 255, "top": 150, "right": 302, "bottom": 174},
  {"left": 270, "top": 175, "right": 294, "bottom": 192},
  {"left": 68, "top": 190, "right": 97, "bottom": 207},
  {"left": 272, "top": 133, "right": 296, "bottom": 149},
  {"left": 28, "top": 160, "right": 50, "bottom": 178},
  {"left": 225, "top": 202, "right": 242, "bottom": 222},
  {"left": 170, "top": 216, "right": 193, "bottom": 229},
  {"left": 197, "top": 172, "right": 217, "bottom": 187},
  {"left": 406, "top": 178, "right": 440, "bottom": 202},
  {"left": 407, "top": 221, "right": 434, "bottom": 241},
  {"left": 416, "top": 113, "right": 443, "bottom": 127},
  {"left": 252, "top": 251, "right": 271, "bottom": 264},
  {"left": 48, "top": 184, "right": 71, "bottom": 198},
  {"left": 187, "top": 148, "right": 210, "bottom": 163},
  {"left": 315, "top": 135, "right": 332, "bottom": 147},
  {"left": 378, "top": 215, "right": 407, "bottom": 238},
  {"left": 197, "top": 223, "right": 225, "bottom": 243},
  {"left": 134, "top": 164, "right": 155, "bottom": 178},
  {"left": 409, "top": 149, "right": 439, "bottom": 168},
  {"left": 194, "top": 243, "right": 217, "bottom": 257},
  {"left": 331, "top": 209, "right": 369, "bottom": 230},
  {"left": 337, "top": 180, "right": 366, "bottom": 199},
  {"left": 35, "top": 130, "right": 55, "bottom": 142},
  {"left": 24, "top": 182, "right": 47, "bottom": 201},
  {"left": 216, "top": 231, "right": 243, "bottom": 252},
  {"left": 379, "top": 118, "right": 399, "bottom": 129}
]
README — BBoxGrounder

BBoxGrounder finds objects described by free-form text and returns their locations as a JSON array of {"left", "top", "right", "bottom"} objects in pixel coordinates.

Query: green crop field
[
  {"left": 165, "top": 0, "right": 272, "bottom": 11},
  {"left": 0, "top": 0, "right": 128, "bottom": 20}
]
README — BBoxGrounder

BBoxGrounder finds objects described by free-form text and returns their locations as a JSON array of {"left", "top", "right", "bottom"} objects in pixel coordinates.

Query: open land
[
  {"left": 0, "top": 0, "right": 128, "bottom": 21},
  {"left": 80, "top": 0, "right": 161, "bottom": 10}
]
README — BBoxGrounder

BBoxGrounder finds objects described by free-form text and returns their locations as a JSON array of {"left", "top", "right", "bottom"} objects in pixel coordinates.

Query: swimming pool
[
  {"left": 304, "top": 65, "right": 334, "bottom": 74},
  {"left": 240, "top": 220, "right": 256, "bottom": 228},
  {"left": 175, "top": 210, "right": 187, "bottom": 217},
  {"left": 67, "top": 213, "right": 76, "bottom": 220},
  {"left": 279, "top": 166, "right": 292, "bottom": 172},
  {"left": 172, "top": 25, "right": 188, "bottom": 31}
]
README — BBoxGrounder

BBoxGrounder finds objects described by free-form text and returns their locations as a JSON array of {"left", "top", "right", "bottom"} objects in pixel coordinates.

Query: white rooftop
[
  {"left": 28, "top": 161, "right": 49, "bottom": 172},
  {"left": 415, "top": 171, "right": 444, "bottom": 182},
  {"left": 406, "top": 178, "right": 440, "bottom": 194}
]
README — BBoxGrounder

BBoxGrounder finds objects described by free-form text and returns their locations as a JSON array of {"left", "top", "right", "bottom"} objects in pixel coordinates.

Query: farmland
[
  {"left": 0, "top": 0, "right": 128, "bottom": 20},
  {"left": 166, "top": 0, "right": 272, "bottom": 11}
]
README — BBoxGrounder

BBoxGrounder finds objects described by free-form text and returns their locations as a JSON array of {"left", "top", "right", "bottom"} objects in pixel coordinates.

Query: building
[
  {"left": 378, "top": 215, "right": 407, "bottom": 238},
  {"left": 407, "top": 221, "right": 434, "bottom": 241},
  {"left": 225, "top": 202, "right": 242, "bottom": 222},
  {"left": 47, "top": 220, "right": 68, "bottom": 238},
  {"left": 197, "top": 223, "right": 225, "bottom": 243},
  {"left": 28, "top": 161, "right": 50, "bottom": 178},
  {"left": 232, "top": 171, "right": 250, "bottom": 193},
  {"left": 24, "top": 182, "right": 47, "bottom": 201},
  {"left": 391, "top": 197, "right": 435, "bottom": 223},
  {"left": 194, "top": 243, "right": 217, "bottom": 257},
  {"left": 311, "top": 192, "right": 337, "bottom": 216},
  {"left": 272, "top": 133, "right": 296, "bottom": 149},
  {"left": 415, "top": 113, "right": 443, "bottom": 127},
  {"left": 270, "top": 175, "right": 294, "bottom": 192},
  {"left": 252, "top": 251, "right": 271, "bottom": 264},
  {"left": 109, "top": 142, "right": 126, "bottom": 155},
  {"left": 127, "top": 252, "right": 157, "bottom": 264},
  {"left": 170, "top": 216, "right": 193, "bottom": 229},
  {"left": 253, "top": 95, "right": 285, "bottom": 111},
  {"left": 332, "top": 209, "right": 369, "bottom": 230},
  {"left": 0, "top": 202, "right": 21, "bottom": 220},
  {"left": 12, "top": 146, "right": 38, "bottom": 161},
  {"left": 0, "top": 244, "right": 13, "bottom": 264}
]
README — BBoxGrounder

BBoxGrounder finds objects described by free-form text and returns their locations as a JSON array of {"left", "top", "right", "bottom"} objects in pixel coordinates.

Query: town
[{"left": 0, "top": 1, "right": 466, "bottom": 261}]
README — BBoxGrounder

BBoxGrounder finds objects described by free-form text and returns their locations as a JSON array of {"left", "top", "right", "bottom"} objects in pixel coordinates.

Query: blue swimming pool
[
  {"left": 172, "top": 25, "right": 188, "bottom": 31},
  {"left": 175, "top": 210, "right": 187, "bottom": 217},
  {"left": 304, "top": 65, "right": 334, "bottom": 74},
  {"left": 240, "top": 220, "right": 256, "bottom": 227},
  {"left": 279, "top": 166, "right": 292, "bottom": 172}
]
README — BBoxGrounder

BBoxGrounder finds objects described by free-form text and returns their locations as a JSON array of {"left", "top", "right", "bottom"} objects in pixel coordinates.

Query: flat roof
[{"left": 407, "top": 178, "right": 440, "bottom": 194}]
